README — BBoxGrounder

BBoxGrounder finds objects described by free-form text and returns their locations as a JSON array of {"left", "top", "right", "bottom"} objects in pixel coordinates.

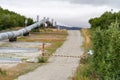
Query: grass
[
  {"left": 0, "top": 28, "right": 68, "bottom": 80},
  {"left": 73, "top": 29, "right": 92, "bottom": 80},
  {"left": 0, "top": 63, "right": 41, "bottom": 80},
  {"left": 74, "top": 29, "right": 100, "bottom": 80},
  {"left": 38, "top": 57, "right": 47, "bottom": 63},
  {"left": 0, "top": 68, "right": 7, "bottom": 76},
  {"left": 74, "top": 64, "right": 91, "bottom": 80}
]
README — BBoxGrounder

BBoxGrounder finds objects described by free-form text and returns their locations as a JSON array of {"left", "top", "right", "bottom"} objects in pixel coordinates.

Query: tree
[{"left": 0, "top": 7, "right": 34, "bottom": 31}]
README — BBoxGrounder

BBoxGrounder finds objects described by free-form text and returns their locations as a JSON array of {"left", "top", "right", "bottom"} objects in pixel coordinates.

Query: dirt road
[{"left": 18, "top": 30, "right": 84, "bottom": 80}]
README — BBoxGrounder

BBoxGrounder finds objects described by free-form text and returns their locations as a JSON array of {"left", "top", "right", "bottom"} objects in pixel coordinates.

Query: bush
[
  {"left": 92, "top": 21, "right": 120, "bottom": 80},
  {"left": 38, "top": 57, "right": 47, "bottom": 63},
  {"left": 0, "top": 68, "right": 7, "bottom": 76}
]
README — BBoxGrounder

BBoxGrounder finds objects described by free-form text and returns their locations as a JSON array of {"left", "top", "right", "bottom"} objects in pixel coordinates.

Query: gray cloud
[
  {"left": 52, "top": 0, "right": 120, "bottom": 8},
  {"left": 71, "top": 0, "right": 120, "bottom": 7},
  {"left": 0, "top": 0, "right": 119, "bottom": 28},
  {"left": 1, "top": 0, "right": 120, "bottom": 8}
]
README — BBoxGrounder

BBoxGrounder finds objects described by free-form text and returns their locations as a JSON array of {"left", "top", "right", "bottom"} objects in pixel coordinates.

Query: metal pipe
[{"left": 0, "top": 19, "right": 48, "bottom": 41}]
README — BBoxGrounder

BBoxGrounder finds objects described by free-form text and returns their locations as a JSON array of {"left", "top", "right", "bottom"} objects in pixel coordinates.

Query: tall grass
[{"left": 74, "top": 29, "right": 95, "bottom": 80}]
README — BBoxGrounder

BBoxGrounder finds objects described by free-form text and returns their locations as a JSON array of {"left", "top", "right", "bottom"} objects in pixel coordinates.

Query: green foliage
[
  {"left": 38, "top": 57, "right": 47, "bottom": 63},
  {"left": 0, "top": 7, "right": 34, "bottom": 30},
  {"left": 92, "top": 21, "right": 120, "bottom": 80},
  {"left": 75, "top": 54, "right": 100, "bottom": 80},
  {"left": 75, "top": 64, "right": 92, "bottom": 80},
  {"left": 27, "top": 18, "right": 34, "bottom": 26},
  {"left": 89, "top": 11, "right": 120, "bottom": 29},
  {"left": 0, "top": 68, "right": 7, "bottom": 76}
]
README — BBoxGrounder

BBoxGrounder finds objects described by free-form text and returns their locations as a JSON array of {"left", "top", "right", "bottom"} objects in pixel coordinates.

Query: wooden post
[{"left": 41, "top": 43, "right": 45, "bottom": 62}]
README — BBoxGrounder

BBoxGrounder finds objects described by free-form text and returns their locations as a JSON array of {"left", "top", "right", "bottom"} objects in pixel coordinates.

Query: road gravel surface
[{"left": 18, "top": 30, "right": 84, "bottom": 80}]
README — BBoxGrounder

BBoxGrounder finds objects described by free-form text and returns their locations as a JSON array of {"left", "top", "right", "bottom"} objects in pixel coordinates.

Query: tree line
[
  {"left": 89, "top": 11, "right": 120, "bottom": 29},
  {"left": 0, "top": 7, "right": 34, "bottom": 31}
]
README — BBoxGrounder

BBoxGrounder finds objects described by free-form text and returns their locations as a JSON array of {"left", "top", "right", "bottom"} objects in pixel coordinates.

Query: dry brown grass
[
  {"left": 73, "top": 29, "right": 91, "bottom": 80},
  {"left": 81, "top": 29, "right": 90, "bottom": 49},
  {"left": 19, "top": 30, "right": 67, "bottom": 42},
  {"left": 80, "top": 29, "right": 91, "bottom": 64},
  {"left": 0, "top": 29, "right": 68, "bottom": 80},
  {"left": 0, "top": 63, "right": 41, "bottom": 80}
]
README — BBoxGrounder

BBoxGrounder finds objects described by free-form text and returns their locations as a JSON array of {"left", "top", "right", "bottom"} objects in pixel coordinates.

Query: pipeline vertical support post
[
  {"left": 23, "top": 32, "right": 29, "bottom": 36},
  {"left": 37, "top": 15, "right": 39, "bottom": 22},
  {"left": 51, "top": 19, "right": 54, "bottom": 27},
  {"left": 25, "top": 18, "right": 28, "bottom": 27},
  {"left": 9, "top": 37, "right": 17, "bottom": 42}
]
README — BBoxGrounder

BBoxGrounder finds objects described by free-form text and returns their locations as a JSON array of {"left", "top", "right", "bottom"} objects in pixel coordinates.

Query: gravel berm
[{"left": 18, "top": 30, "right": 84, "bottom": 80}]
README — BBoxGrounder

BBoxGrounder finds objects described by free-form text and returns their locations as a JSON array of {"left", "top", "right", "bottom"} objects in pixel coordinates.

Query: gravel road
[{"left": 18, "top": 30, "right": 84, "bottom": 80}]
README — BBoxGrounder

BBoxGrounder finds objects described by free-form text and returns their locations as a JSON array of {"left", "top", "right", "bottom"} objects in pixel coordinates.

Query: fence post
[{"left": 42, "top": 43, "right": 45, "bottom": 57}]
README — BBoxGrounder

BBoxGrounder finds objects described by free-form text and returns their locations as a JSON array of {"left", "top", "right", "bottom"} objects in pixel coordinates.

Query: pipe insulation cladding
[{"left": 0, "top": 19, "right": 48, "bottom": 41}]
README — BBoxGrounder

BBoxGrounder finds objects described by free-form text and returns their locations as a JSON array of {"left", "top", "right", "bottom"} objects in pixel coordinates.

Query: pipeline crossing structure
[{"left": 0, "top": 18, "right": 59, "bottom": 42}]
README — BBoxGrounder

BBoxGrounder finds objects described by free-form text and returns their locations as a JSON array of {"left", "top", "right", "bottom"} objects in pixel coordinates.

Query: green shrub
[
  {"left": 0, "top": 68, "right": 7, "bottom": 76},
  {"left": 38, "top": 57, "right": 47, "bottom": 63},
  {"left": 92, "top": 21, "right": 120, "bottom": 80}
]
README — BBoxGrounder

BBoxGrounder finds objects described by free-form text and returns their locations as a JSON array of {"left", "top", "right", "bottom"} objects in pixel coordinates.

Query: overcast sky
[{"left": 0, "top": 0, "right": 120, "bottom": 28}]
